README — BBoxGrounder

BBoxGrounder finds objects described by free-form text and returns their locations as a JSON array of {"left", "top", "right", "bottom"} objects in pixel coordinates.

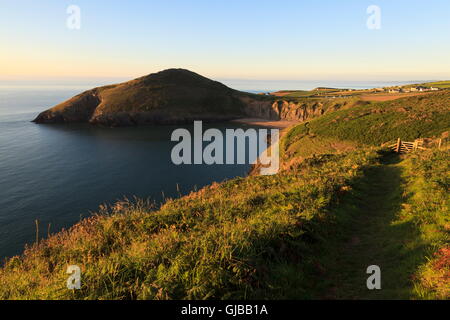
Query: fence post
[{"left": 396, "top": 138, "right": 401, "bottom": 153}]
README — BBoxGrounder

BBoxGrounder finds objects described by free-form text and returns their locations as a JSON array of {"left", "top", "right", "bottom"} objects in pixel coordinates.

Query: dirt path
[{"left": 322, "top": 155, "right": 425, "bottom": 299}]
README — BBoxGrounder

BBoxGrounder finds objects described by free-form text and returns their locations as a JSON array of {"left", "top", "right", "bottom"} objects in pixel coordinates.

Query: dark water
[{"left": 0, "top": 87, "right": 261, "bottom": 260}]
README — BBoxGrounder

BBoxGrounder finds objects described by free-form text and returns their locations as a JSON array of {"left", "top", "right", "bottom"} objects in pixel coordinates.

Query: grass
[
  {"left": 403, "top": 149, "right": 450, "bottom": 298},
  {"left": 272, "top": 90, "right": 314, "bottom": 98},
  {"left": 283, "top": 91, "right": 450, "bottom": 151},
  {"left": 271, "top": 88, "right": 341, "bottom": 98},
  {"left": 407, "top": 81, "right": 450, "bottom": 89},
  {"left": 312, "top": 149, "right": 449, "bottom": 299},
  {"left": 281, "top": 134, "right": 358, "bottom": 171}
]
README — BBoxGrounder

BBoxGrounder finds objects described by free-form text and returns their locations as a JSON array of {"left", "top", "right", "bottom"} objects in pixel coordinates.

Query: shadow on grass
[{"left": 304, "top": 153, "right": 429, "bottom": 299}]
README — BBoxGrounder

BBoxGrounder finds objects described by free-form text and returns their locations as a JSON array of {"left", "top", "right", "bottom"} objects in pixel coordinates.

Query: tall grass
[{"left": 402, "top": 149, "right": 450, "bottom": 299}]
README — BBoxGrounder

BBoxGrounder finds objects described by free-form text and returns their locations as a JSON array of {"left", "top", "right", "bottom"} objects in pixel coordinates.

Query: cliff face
[
  {"left": 274, "top": 100, "right": 326, "bottom": 121},
  {"left": 240, "top": 96, "right": 352, "bottom": 122},
  {"left": 34, "top": 89, "right": 101, "bottom": 123}
]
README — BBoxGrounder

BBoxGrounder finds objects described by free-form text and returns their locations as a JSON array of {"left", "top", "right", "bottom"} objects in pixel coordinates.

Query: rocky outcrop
[
  {"left": 240, "top": 96, "right": 344, "bottom": 122},
  {"left": 272, "top": 100, "right": 326, "bottom": 121},
  {"left": 33, "top": 89, "right": 101, "bottom": 123},
  {"left": 238, "top": 96, "right": 278, "bottom": 119}
]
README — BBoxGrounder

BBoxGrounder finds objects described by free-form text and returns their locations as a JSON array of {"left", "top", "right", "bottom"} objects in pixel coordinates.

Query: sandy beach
[{"left": 231, "top": 118, "right": 299, "bottom": 129}]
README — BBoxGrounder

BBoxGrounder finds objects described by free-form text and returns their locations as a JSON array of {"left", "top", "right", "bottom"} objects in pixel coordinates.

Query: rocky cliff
[{"left": 240, "top": 95, "right": 358, "bottom": 122}]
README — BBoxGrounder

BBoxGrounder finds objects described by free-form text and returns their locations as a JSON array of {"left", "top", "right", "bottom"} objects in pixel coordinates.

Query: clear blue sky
[{"left": 1, "top": 0, "right": 449, "bottom": 82}]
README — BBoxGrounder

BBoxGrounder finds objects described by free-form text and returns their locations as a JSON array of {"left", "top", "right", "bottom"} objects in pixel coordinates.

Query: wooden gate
[{"left": 388, "top": 138, "right": 444, "bottom": 154}]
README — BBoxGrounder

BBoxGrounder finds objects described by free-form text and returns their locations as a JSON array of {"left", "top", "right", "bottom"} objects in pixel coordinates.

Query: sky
[{"left": 1, "top": 0, "right": 450, "bottom": 83}]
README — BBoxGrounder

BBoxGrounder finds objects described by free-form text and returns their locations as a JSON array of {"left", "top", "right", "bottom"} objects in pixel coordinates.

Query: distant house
[
  {"left": 410, "top": 87, "right": 418, "bottom": 92},
  {"left": 416, "top": 86, "right": 430, "bottom": 92},
  {"left": 430, "top": 87, "right": 439, "bottom": 91},
  {"left": 389, "top": 89, "right": 400, "bottom": 94}
]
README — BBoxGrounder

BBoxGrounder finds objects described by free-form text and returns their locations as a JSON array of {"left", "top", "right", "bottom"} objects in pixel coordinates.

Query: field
[
  {"left": 406, "top": 81, "right": 450, "bottom": 89},
  {"left": 359, "top": 92, "right": 434, "bottom": 102}
]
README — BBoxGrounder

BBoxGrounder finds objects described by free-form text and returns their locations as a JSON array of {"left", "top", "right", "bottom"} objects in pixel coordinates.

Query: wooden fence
[{"left": 387, "top": 138, "right": 445, "bottom": 154}]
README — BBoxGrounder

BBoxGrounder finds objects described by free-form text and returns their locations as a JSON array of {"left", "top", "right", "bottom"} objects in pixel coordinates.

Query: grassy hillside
[
  {"left": 424, "top": 81, "right": 450, "bottom": 89},
  {"left": 271, "top": 88, "right": 359, "bottom": 99},
  {"left": 283, "top": 91, "right": 450, "bottom": 163},
  {"left": 95, "top": 69, "right": 249, "bottom": 114},
  {"left": 405, "top": 81, "right": 450, "bottom": 89},
  {"left": 271, "top": 88, "right": 340, "bottom": 98}
]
